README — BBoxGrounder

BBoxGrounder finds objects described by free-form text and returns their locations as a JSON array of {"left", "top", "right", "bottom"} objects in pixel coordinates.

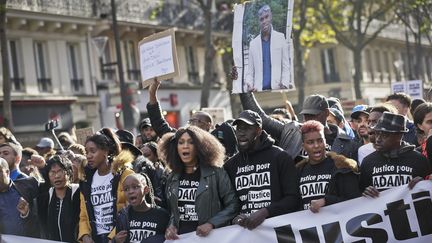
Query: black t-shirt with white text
[
  {"left": 178, "top": 169, "right": 200, "bottom": 234},
  {"left": 360, "top": 149, "right": 431, "bottom": 191},
  {"left": 298, "top": 157, "right": 336, "bottom": 210},
  {"left": 128, "top": 207, "right": 169, "bottom": 243},
  {"left": 231, "top": 160, "right": 272, "bottom": 215}
]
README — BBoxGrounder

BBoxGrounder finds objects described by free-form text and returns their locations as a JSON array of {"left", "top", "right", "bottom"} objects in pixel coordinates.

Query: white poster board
[
  {"left": 391, "top": 80, "right": 423, "bottom": 100},
  {"left": 139, "top": 28, "right": 179, "bottom": 88}
]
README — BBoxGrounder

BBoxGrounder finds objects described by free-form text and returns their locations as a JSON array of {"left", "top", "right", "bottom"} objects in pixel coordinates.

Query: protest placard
[
  {"left": 202, "top": 107, "right": 226, "bottom": 125},
  {"left": 75, "top": 127, "right": 94, "bottom": 145},
  {"left": 232, "top": 0, "right": 295, "bottom": 94},
  {"left": 391, "top": 80, "right": 423, "bottom": 100},
  {"left": 139, "top": 28, "right": 179, "bottom": 88}
]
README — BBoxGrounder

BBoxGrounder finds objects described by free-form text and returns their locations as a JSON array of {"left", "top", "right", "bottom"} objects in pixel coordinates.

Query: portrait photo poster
[{"left": 232, "top": 0, "right": 295, "bottom": 94}]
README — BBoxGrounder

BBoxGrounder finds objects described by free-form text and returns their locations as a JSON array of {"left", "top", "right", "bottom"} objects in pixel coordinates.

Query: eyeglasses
[
  {"left": 49, "top": 170, "right": 66, "bottom": 177},
  {"left": 188, "top": 118, "right": 207, "bottom": 125}
]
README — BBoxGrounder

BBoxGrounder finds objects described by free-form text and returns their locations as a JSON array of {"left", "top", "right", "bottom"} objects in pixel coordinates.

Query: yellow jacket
[{"left": 78, "top": 150, "right": 134, "bottom": 241}]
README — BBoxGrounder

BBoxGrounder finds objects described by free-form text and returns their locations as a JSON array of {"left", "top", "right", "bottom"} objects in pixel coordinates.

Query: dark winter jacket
[
  {"left": 1, "top": 177, "right": 41, "bottom": 238},
  {"left": 38, "top": 184, "right": 80, "bottom": 242},
  {"left": 240, "top": 93, "right": 303, "bottom": 158},
  {"left": 360, "top": 142, "right": 431, "bottom": 191},
  {"left": 165, "top": 165, "right": 239, "bottom": 229},
  {"left": 240, "top": 93, "right": 358, "bottom": 160},
  {"left": 224, "top": 131, "right": 300, "bottom": 217},
  {"left": 146, "top": 101, "right": 177, "bottom": 138},
  {"left": 296, "top": 152, "right": 361, "bottom": 207}
]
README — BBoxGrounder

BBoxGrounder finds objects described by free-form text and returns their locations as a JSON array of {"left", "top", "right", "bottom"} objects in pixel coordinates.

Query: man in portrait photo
[{"left": 245, "top": 4, "right": 291, "bottom": 92}]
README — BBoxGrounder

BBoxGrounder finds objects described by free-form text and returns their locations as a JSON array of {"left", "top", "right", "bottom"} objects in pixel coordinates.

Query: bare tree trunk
[
  {"left": 294, "top": 0, "right": 307, "bottom": 109},
  {"left": 353, "top": 49, "right": 363, "bottom": 100},
  {"left": 222, "top": 51, "right": 241, "bottom": 117},
  {"left": 200, "top": 0, "right": 214, "bottom": 109},
  {"left": 414, "top": 33, "right": 423, "bottom": 80},
  {"left": 293, "top": 37, "right": 305, "bottom": 109},
  {"left": 0, "top": 0, "right": 13, "bottom": 130}
]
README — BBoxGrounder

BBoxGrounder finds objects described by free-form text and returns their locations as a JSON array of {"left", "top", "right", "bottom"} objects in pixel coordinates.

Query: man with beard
[
  {"left": 361, "top": 112, "right": 431, "bottom": 197},
  {"left": 350, "top": 105, "right": 369, "bottom": 145},
  {"left": 224, "top": 110, "right": 299, "bottom": 230},
  {"left": 357, "top": 104, "right": 397, "bottom": 164},
  {"left": 135, "top": 118, "right": 159, "bottom": 147}
]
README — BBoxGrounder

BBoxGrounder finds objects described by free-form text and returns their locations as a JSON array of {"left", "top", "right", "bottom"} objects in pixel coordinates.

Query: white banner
[{"left": 167, "top": 181, "right": 432, "bottom": 243}]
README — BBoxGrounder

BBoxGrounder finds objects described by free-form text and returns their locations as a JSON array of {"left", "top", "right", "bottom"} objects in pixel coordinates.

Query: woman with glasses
[{"left": 37, "top": 155, "right": 80, "bottom": 242}]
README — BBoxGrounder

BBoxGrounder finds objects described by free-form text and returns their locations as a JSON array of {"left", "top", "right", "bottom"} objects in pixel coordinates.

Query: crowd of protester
[{"left": 1, "top": 75, "right": 432, "bottom": 243}]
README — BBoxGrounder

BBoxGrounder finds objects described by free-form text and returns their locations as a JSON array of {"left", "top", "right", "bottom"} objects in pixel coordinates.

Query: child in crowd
[{"left": 113, "top": 173, "right": 169, "bottom": 243}]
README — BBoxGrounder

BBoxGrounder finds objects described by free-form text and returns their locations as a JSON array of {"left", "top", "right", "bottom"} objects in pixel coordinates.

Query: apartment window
[
  {"left": 374, "top": 50, "right": 382, "bottom": 82},
  {"left": 102, "top": 42, "right": 115, "bottom": 80},
  {"left": 425, "top": 56, "right": 431, "bottom": 82},
  {"left": 33, "top": 41, "right": 52, "bottom": 92},
  {"left": 383, "top": 51, "right": 391, "bottom": 82},
  {"left": 365, "top": 49, "right": 374, "bottom": 82},
  {"left": 320, "top": 48, "right": 340, "bottom": 83},
  {"left": 67, "top": 43, "right": 83, "bottom": 93},
  {"left": 8, "top": 40, "right": 25, "bottom": 91},
  {"left": 123, "top": 40, "right": 140, "bottom": 81},
  {"left": 185, "top": 46, "right": 199, "bottom": 84}
]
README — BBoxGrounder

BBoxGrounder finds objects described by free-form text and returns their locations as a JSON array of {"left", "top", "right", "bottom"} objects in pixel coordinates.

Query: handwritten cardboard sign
[
  {"left": 75, "top": 127, "right": 94, "bottom": 145},
  {"left": 139, "top": 28, "right": 179, "bottom": 88}
]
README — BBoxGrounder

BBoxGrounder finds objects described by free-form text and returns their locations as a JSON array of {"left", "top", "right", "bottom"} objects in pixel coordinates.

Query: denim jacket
[{"left": 165, "top": 165, "right": 239, "bottom": 229}]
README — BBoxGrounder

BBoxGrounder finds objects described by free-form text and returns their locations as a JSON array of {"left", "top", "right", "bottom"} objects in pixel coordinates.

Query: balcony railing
[
  {"left": 8, "top": 0, "right": 233, "bottom": 32},
  {"left": 7, "top": 0, "right": 93, "bottom": 18}
]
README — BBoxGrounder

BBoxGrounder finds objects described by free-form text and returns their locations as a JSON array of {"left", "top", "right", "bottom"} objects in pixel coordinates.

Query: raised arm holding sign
[{"left": 139, "top": 28, "right": 179, "bottom": 88}]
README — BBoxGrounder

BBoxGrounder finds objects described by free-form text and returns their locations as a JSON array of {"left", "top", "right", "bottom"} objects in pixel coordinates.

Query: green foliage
[
  {"left": 293, "top": 1, "right": 336, "bottom": 49},
  {"left": 149, "top": 1, "right": 164, "bottom": 20}
]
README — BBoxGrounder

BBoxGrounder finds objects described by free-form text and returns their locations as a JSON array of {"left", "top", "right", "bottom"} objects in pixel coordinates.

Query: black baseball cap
[
  {"left": 233, "top": 110, "right": 262, "bottom": 128},
  {"left": 300, "top": 94, "right": 329, "bottom": 115}
]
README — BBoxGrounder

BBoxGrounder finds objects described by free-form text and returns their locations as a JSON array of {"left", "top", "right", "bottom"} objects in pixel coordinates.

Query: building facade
[{"left": 1, "top": 0, "right": 233, "bottom": 145}]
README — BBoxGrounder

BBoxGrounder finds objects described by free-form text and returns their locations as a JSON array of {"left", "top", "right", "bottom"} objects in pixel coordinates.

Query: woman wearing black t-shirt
[
  {"left": 297, "top": 120, "right": 361, "bottom": 212},
  {"left": 159, "top": 126, "right": 238, "bottom": 239}
]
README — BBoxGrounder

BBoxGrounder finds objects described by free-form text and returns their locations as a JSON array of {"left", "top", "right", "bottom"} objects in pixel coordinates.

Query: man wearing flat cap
[
  {"left": 361, "top": 112, "right": 431, "bottom": 197},
  {"left": 224, "top": 110, "right": 299, "bottom": 230},
  {"left": 299, "top": 94, "right": 358, "bottom": 160}
]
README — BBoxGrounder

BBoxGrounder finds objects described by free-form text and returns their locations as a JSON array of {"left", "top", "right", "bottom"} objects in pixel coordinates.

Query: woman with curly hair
[
  {"left": 78, "top": 128, "right": 134, "bottom": 243},
  {"left": 159, "top": 126, "right": 238, "bottom": 239}
]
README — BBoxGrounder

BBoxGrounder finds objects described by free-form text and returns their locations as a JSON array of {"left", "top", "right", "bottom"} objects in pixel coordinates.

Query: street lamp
[{"left": 92, "top": 0, "right": 135, "bottom": 131}]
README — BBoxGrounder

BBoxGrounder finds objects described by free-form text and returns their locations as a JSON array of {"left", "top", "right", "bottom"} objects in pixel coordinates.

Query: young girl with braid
[{"left": 113, "top": 173, "right": 169, "bottom": 243}]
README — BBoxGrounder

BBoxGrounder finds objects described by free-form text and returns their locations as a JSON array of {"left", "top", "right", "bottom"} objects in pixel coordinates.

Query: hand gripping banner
[{"left": 167, "top": 181, "right": 432, "bottom": 243}]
